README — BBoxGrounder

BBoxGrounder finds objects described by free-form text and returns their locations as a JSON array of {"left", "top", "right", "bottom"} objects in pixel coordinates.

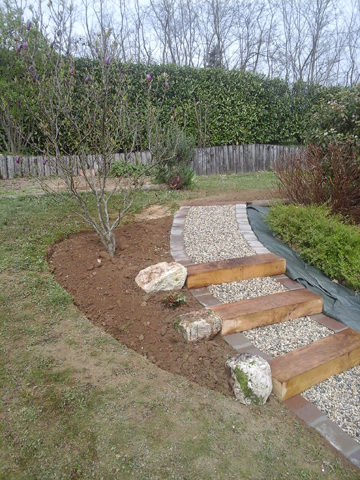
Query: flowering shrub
[
  {"left": 4, "top": 14, "right": 187, "bottom": 257},
  {"left": 307, "top": 85, "right": 360, "bottom": 149}
]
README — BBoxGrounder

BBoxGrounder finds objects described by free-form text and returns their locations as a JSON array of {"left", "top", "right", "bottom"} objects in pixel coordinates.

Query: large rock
[
  {"left": 173, "top": 309, "right": 222, "bottom": 341},
  {"left": 135, "top": 261, "right": 187, "bottom": 293},
  {"left": 225, "top": 353, "right": 272, "bottom": 405}
]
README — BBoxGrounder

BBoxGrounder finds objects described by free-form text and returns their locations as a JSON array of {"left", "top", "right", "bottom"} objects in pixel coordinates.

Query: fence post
[{"left": 0, "top": 155, "right": 7, "bottom": 179}]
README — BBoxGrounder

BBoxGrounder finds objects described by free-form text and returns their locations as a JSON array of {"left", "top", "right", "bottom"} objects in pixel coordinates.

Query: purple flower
[
  {"left": 165, "top": 81, "right": 169, "bottom": 88},
  {"left": 105, "top": 56, "right": 110, "bottom": 65},
  {"left": 70, "top": 67, "right": 74, "bottom": 75},
  {"left": 138, "top": 113, "right": 142, "bottom": 119},
  {"left": 26, "top": 20, "right": 31, "bottom": 31},
  {"left": 35, "top": 74, "right": 40, "bottom": 80},
  {"left": 15, "top": 156, "right": 20, "bottom": 164},
  {"left": 85, "top": 75, "right": 90, "bottom": 84},
  {"left": 29, "top": 65, "right": 34, "bottom": 73},
  {"left": 17, "top": 44, "right": 23, "bottom": 53},
  {"left": 177, "top": 176, "right": 180, "bottom": 186},
  {"left": 172, "top": 106, "right": 175, "bottom": 114},
  {"left": 146, "top": 73, "right": 151, "bottom": 82},
  {"left": 43, "top": 158, "right": 47, "bottom": 166},
  {"left": 22, "top": 41, "right": 28, "bottom": 50}
]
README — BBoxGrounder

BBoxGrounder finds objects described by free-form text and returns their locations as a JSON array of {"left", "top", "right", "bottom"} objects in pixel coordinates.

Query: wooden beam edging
[{"left": 222, "top": 314, "right": 360, "bottom": 470}]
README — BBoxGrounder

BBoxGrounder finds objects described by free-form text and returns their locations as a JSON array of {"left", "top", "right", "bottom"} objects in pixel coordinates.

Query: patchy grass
[
  {"left": 191, "top": 171, "right": 277, "bottom": 194},
  {"left": 0, "top": 179, "right": 359, "bottom": 479},
  {"left": 267, "top": 203, "right": 360, "bottom": 292}
]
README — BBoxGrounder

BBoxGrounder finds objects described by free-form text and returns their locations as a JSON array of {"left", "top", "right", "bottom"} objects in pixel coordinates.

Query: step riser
[
  {"left": 273, "top": 347, "right": 360, "bottom": 401},
  {"left": 187, "top": 261, "right": 286, "bottom": 289},
  {"left": 186, "top": 254, "right": 286, "bottom": 289},
  {"left": 218, "top": 296, "right": 323, "bottom": 336},
  {"left": 270, "top": 329, "right": 360, "bottom": 401}
]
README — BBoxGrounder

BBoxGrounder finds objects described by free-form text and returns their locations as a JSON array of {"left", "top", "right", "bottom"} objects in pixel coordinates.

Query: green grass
[
  {"left": 0, "top": 176, "right": 358, "bottom": 479},
  {"left": 192, "top": 171, "right": 276, "bottom": 194},
  {"left": 267, "top": 203, "right": 360, "bottom": 292}
]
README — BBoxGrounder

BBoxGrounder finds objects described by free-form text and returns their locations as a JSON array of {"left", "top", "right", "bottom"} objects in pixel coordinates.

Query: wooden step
[
  {"left": 211, "top": 289, "right": 323, "bottom": 336},
  {"left": 186, "top": 254, "right": 286, "bottom": 289},
  {"left": 270, "top": 328, "right": 360, "bottom": 401}
]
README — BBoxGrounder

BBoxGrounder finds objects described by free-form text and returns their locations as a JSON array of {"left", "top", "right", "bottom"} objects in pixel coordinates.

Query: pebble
[
  {"left": 208, "top": 277, "right": 287, "bottom": 303},
  {"left": 184, "top": 205, "right": 255, "bottom": 263},
  {"left": 302, "top": 367, "right": 360, "bottom": 444},
  {"left": 242, "top": 317, "right": 333, "bottom": 357}
]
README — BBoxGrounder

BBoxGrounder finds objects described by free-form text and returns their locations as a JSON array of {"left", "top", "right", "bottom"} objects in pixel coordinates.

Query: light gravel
[
  {"left": 208, "top": 277, "right": 287, "bottom": 303},
  {"left": 242, "top": 317, "right": 333, "bottom": 357},
  {"left": 184, "top": 205, "right": 255, "bottom": 263},
  {"left": 184, "top": 204, "right": 359, "bottom": 445},
  {"left": 303, "top": 368, "right": 360, "bottom": 444}
]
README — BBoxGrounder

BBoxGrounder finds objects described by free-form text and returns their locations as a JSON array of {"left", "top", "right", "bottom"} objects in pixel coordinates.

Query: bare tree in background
[{"left": 3, "top": 0, "right": 360, "bottom": 85}]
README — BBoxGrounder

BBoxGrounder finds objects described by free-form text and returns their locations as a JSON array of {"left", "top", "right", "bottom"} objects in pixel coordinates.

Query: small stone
[
  {"left": 225, "top": 353, "right": 272, "bottom": 405},
  {"left": 135, "top": 262, "right": 187, "bottom": 293},
  {"left": 139, "top": 334, "right": 144, "bottom": 341},
  {"left": 173, "top": 310, "right": 222, "bottom": 342}
]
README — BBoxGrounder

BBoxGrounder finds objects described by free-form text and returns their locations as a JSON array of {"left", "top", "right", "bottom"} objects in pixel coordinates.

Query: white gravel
[
  {"left": 208, "top": 277, "right": 287, "bottom": 303},
  {"left": 242, "top": 317, "right": 333, "bottom": 357},
  {"left": 184, "top": 205, "right": 255, "bottom": 263},
  {"left": 184, "top": 203, "right": 360, "bottom": 445},
  {"left": 303, "top": 367, "right": 360, "bottom": 444}
]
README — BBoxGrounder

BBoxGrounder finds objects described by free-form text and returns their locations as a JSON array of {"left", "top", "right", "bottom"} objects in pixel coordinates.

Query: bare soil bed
[{"left": 49, "top": 215, "right": 237, "bottom": 397}]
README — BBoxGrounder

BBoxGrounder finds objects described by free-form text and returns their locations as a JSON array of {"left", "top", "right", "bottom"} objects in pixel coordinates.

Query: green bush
[
  {"left": 1, "top": 50, "right": 337, "bottom": 154},
  {"left": 109, "top": 160, "right": 151, "bottom": 178},
  {"left": 307, "top": 85, "right": 360, "bottom": 148},
  {"left": 266, "top": 204, "right": 360, "bottom": 292},
  {"left": 154, "top": 126, "right": 196, "bottom": 189}
]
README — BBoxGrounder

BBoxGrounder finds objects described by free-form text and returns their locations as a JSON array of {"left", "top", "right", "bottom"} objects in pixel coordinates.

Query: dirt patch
[
  {"left": 49, "top": 216, "right": 236, "bottom": 397},
  {"left": 0, "top": 176, "right": 165, "bottom": 196}
]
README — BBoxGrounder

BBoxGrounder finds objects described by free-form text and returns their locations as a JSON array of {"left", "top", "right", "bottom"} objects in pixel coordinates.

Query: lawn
[{"left": 0, "top": 173, "right": 358, "bottom": 479}]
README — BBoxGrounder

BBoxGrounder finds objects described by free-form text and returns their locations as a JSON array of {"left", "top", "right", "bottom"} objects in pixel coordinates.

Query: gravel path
[
  {"left": 208, "top": 277, "right": 287, "bottom": 303},
  {"left": 184, "top": 204, "right": 359, "bottom": 445},
  {"left": 303, "top": 368, "right": 360, "bottom": 443},
  {"left": 184, "top": 205, "right": 255, "bottom": 263},
  {"left": 242, "top": 317, "right": 333, "bottom": 358}
]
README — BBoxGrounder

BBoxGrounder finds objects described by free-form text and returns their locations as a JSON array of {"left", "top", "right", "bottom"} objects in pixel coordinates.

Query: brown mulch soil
[{"left": 49, "top": 216, "right": 236, "bottom": 397}]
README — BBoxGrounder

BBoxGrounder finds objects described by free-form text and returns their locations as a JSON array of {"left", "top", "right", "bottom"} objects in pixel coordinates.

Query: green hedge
[{"left": 0, "top": 53, "right": 341, "bottom": 154}]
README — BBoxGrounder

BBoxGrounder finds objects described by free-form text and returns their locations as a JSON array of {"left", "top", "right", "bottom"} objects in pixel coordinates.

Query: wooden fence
[{"left": 0, "top": 144, "right": 300, "bottom": 179}]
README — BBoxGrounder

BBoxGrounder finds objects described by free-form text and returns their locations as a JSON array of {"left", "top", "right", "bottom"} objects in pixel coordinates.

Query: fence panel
[{"left": 0, "top": 144, "right": 301, "bottom": 179}]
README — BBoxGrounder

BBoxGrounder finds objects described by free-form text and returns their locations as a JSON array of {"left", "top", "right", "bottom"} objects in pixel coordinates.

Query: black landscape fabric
[{"left": 247, "top": 205, "right": 360, "bottom": 332}]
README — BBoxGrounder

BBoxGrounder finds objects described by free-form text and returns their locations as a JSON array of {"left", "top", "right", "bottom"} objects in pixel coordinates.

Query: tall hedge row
[{"left": 0, "top": 53, "right": 341, "bottom": 154}]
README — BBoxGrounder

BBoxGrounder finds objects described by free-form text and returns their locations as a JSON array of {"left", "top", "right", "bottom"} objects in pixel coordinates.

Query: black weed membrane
[{"left": 247, "top": 205, "right": 360, "bottom": 332}]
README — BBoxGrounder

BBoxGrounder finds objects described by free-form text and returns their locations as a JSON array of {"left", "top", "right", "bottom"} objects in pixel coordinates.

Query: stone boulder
[
  {"left": 135, "top": 261, "right": 187, "bottom": 293},
  {"left": 225, "top": 353, "right": 272, "bottom": 405},
  {"left": 173, "top": 309, "right": 222, "bottom": 341}
]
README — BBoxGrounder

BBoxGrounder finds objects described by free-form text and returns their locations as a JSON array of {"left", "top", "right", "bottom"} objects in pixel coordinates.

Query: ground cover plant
[
  {"left": 1, "top": 173, "right": 358, "bottom": 479},
  {"left": 267, "top": 203, "right": 360, "bottom": 292}
]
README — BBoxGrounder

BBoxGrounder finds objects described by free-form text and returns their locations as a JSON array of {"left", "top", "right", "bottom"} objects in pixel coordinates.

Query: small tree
[{"left": 5, "top": 10, "right": 184, "bottom": 257}]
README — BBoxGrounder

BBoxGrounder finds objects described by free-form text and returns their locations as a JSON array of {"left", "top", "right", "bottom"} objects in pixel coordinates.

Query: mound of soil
[{"left": 49, "top": 216, "right": 236, "bottom": 396}]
